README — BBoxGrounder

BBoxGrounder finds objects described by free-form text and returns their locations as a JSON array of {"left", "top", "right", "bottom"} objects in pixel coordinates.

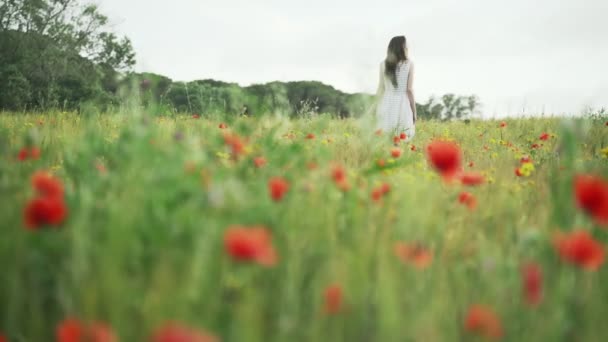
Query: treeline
[{"left": 0, "top": 0, "right": 480, "bottom": 120}]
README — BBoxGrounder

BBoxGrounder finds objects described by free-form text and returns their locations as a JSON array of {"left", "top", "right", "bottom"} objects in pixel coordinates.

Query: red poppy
[
  {"left": 520, "top": 156, "right": 532, "bottom": 164},
  {"left": 394, "top": 242, "right": 433, "bottom": 269},
  {"left": 410, "top": 145, "right": 416, "bottom": 151},
  {"left": 460, "top": 172, "right": 485, "bottom": 186},
  {"left": 24, "top": 196, "right": 67, "bottom": 229},
  {"left": 18, "top": 148, "right": 29, "bottom": 161},
  {"left": 324, "top": 284, "right": 343, "bottom": 314},
  {"left": 192, "top": 114, "right": 201, "bottom": 119},
  {"left": 400, "top": 132, "right": 407, "bottom": 140},
  {"left": 468, "top": 161, "right": 474, "bottom": 168},
  {"left": 371, "top": 183, "right": 391, "bottom": 202},
  {"left": 224, "top": 225, "right": 277, "bottom": 266},
  {"left": 426, "top": 140, "right": 462, "bottom": 179},
  {"left": 151, "top": 323, "right": 218, "bottom": 342},
  {"left": 499, "top": 122, "right": 507, "bottom": 128},
  {"left": 56, "top": 318, "right": 116, "bottom": 342},
  {"left": 268, "top": 177, "right": 289, "bottom": 202},
  {"left": 218, "top": 123, "right": 227, "bottom": 129},
  {"left": 393, "top": 136, "right": 400, "bottom": 145},
  {"left": 515, "top": 168, "right": 523, "bottom": 177},
  {"left": 377, "top": 159, "right": 386, "bottom": 168},
  {"left": 464, "top": 304, "right": 503, "bottom": 340},
  {"left": 574, "top": 174, "right": 608, "bottom": 226},
  {"left": 223, "top": 133, "right": 245, "bottom": 157},
  {"left": 391, "top": 148, "right": 402, "bottom": 158},
  {"left": 32, "top": 171, "right": 64, "bottom": 198},
  {"left": 539, "top": 132, "right": 550, "bottom": 141},
  {"left": 458, "top": 192, "right": 477, "bottom": 210},
  {"left": 531, "top": 143, "right": 540, "bottom": 149},
  {"left": 554, "top": 230, "right": 604, "bottom": 270},
  {"left": 305, "top": 133, "right": 315, "bottom": 140},
  {"left": 253, "top": 157, "right": 266, "bottom": 168},
  {"left": 331, "top": 165, "right": 346, "bottom": 184},
  {"left": 521, "top": 262, "right": 543, "bottom": 307}
]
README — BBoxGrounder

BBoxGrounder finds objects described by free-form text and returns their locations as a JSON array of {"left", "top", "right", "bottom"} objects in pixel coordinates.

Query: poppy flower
[
  {"left": 394, "top": 242, "right": 433, "bottom": 269},
  {"left": 515, "top": 168, "right": 523, "bottom": 177},
  {"left": 18, "top": 147, "right": 39, "bottom": 161},
  {"left": 218, "top": 123, "right": 227, "bottom": 129},
  {"left": 426, "top": 140, "right": 462, "bottom": 179},
  {"left": 391, "top": 148, "right": 402, "bottom": 158},
  {"left": 574, "top": 174, "right": 608, "bottom": 226},
  {"left": 521, "top": 262, "right": 543, "bottom": 307},
  {"left": 410, "top": 145, "right": 416, "bottom": 152},
  {"left": 499, "top": 122, "right": 507, "bottom": 128},
  {"left": 531, "top": 143, "right": 540, "bottom": 149},
  {"left": 24, "top": 196, "right": 67, "bottom": 229},
  {"left": 539, "top": 132, "right": 550, "bottom": 141},
  {"left": 468, "top": 161, "right": 474, "bottom": 168},
  {"left": 151, "top": 323, "right": 218, "bottom": 342},
  {"left": 192, "top": 114, "right": 201, "bottom": 119},
  {"left": 324, "top": 284, "right": 343, "bottom": 314},
  {"left": 253, "top": 157, "right": 266, "bottom": 168},
  {"left": 377, "top": 159, "right": 386, "bottom": 168},
  {"left": 458, "top": 192, "right": 477, "bottom": 210},
  {"left": 464, "top": 304, "right": 503, "bottom": 340},
  {"left": 32, "top": 171, "right": 64, "bottom": 198},
  {"left": 371, "top": 183, "right": 391, "bottom": 202},
  {"left": 393, "top": 136, "right": 400, "bottom": 145},
  {"left": 460, "top": 172, "right": 485, "bottom": 186},
  {"left": 223, "top": 133, "right": 245, "bottom": 157},
  {"left": 224, "top": 225, "right": 277, "bottom": 266},
  {"left": 400, "top": 132, "right": 407, "bottom": 140},
  {"left": 520, "top": 156, "right": 532, "bottom": 164},
  {"left": 331, "top": 165, "right": 346, "bottom": 184},
  {"left": 268, "top": 177, "right": 289, "bottom": 202},
  {"left": 56, "top": 318, "right": 116, "bottom": 342},
  {"left": 305, "top": 133, "right": 315, "bottom": 140},
  {"left": 554, "top": 230, "right": 604, "bottom": 270}
]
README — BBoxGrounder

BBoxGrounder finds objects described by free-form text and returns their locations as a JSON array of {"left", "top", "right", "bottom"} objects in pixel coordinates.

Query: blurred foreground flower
[
  {"left": 17, "top": 146, "right": 40, "bottom": 161},
  {"left": 574, "top": 174, "right": 608, "bottom": 226},
  {"left": 56, "top": 318, "right": 116, "bottom": 342},
  {"left": 394, "top": 242, "right": 433, "bottom": 269},
  {"left": 324, "top": 284, "right": 343, "bottom": 314},
  {"left": 151, "top": 323, "right": 218, "bottom": 342},
  {"left": 224, "top": 225, "right": 277, "bottom": 267},
  {"left": 460, "top": 172, "right": 485, "bottom": 186},
  {"left": 521, "top": 262, "right": 543, "bottom": 307},
  {"left": 24, "top": 171, "right": 68, "bottom": 230},
  {"left": 268, "top": 177, "right": 289, "bottom": 202},
  {"left": 458, "top": 192, "right": 477, "bottom": 210},
  {"left": 426, "top": 140, "right": 462, "bottom": 180},
  {"left": 553, "top": 230, "right": 604, "bottom": 271},
  {"left": 465, "top": 304, "right": 503, "bottom": 340}
]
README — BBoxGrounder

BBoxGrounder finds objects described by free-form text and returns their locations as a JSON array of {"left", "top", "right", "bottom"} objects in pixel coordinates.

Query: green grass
[{"left": 1, "top": 111, "right": 607, "bottom": 341}]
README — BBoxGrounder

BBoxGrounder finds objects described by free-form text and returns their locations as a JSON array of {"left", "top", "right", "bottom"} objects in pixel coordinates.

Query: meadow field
[{"left": 1, "top": 111, "right": 608, "bottom": 342}]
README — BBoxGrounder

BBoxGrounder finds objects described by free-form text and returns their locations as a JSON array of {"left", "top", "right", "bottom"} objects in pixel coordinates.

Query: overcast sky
[{"left": 99, "top": 0, "right": 608, "bottom": 117}]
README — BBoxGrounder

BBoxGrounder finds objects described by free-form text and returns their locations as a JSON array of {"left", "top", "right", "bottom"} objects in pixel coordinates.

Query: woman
[{"left": 376, "top": 35, "right": 417, "bottom": 141}]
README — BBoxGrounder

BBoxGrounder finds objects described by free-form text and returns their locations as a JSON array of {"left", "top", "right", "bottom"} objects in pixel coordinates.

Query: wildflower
[
  {"left": 554, "top": 230, "right": 604, "bottom": 270},
  {"left": 499, "top": 122, "right": 507, "bottom": 128},
  {"left": 574, "top": 174, "right": 608, "bottom": 225},
  {"left": 192, "top": 114, "right": 201, "bottom": 119},
  {"left": 324, "top": 284, "right": 343, "bottom": 314},
  {"left": 520, "top": 155, "right": 532, "bottom": 164},
  {"left": 391, "top": 148, "right": 402, "bottom": 158},
  {"left": 305, "top": 133, "right": 315, "bottom": 140},
  {"left": 394, "top": 242, "right": 433, "bottom": 269},
  {"left": 218, "top": 123, "right": 227, "bottom": 129},
  {"left": 151, "top": 323, "right": 218, "bottom": 342},
  {"left": 268, "top": 177, "right": 289, "bottom": 202},
  {"left": 464, "top": 304, "right": 503, "bottom": 340},
  {"left": 331, "top": 165, "right": 346, "bottom": 184},
  {"left": 223, "top": 133, "right": 245, "bottom": 157},
  {"left": 400, "top": 132, "right": 407, "bottom": 140},
  {"left": 410, "top": 145, "right": 416, "bottom": 151},
  {"left": 468, "top": 161, "right": 474, "bottom": 168},
  {"left": 521, "top": 262, "right": 543, "bottom": 307},
  {"left": 393, "top": 136, "right": 400, "bottom": 145},
  {"left": 426, "top": 140, "right": 462, "bottom": 179},
  {"left": 17, "top": 147, "right": 41, "bottom": 161},
  {"left": 224, "top": 225, "right": 277, "bottom": 266},
  {"left": 56, "top": 318, "right": 117, "bottom": 342},
  {"left": 539, "top": 132, "right": 550, "bottom": 141},
  {"left": 377, "top": 159, "right": 386, "bottom": 168},
  {"left": 253, "top": 157, "right": 267, "bottom": 168},
  {"left": 458, "top": 192, "right": 477, "bottom": 210},
  {"left": 460, "top": 172, "right": 485, "bottom": 186},
  {"left": 531, "top": 143, "right": 540, "bottom": 149},
  {"left": 371, "top": 183, "right": 391, "bottom": 202}
]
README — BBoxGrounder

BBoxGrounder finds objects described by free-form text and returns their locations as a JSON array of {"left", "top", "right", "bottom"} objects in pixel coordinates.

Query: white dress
[{"left": 376, "top": 60, "right": 415, "bottom": 139}]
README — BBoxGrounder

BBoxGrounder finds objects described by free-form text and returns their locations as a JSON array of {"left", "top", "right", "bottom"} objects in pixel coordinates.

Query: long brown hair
[{"left": 384, "top": 36, "right": 408, "bottom": 87}]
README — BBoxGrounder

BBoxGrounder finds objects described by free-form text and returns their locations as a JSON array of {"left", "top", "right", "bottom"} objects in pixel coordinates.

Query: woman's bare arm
[{"left": 407, "top": 62, "right": 417, "bottom": 123}]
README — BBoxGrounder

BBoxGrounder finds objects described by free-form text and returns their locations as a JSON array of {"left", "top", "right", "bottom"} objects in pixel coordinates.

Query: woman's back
[{"left": 382, "top": 61, "right": 410, "bottom": 94}]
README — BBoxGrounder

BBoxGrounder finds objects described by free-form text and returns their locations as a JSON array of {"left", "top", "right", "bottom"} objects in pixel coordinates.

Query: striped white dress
[{"left": 376, "top": 60, "right": 415, "bottom": 139}]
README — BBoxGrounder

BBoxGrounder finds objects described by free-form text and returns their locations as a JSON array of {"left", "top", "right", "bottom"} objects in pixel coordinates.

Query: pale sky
[{"left": 99, "top": 0, "right": 608, "bottom": 117}]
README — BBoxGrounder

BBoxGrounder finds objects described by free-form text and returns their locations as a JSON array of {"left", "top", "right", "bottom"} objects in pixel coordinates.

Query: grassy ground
[{"left": 1, "top": 111, "right": 607, "bottom": 341}]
